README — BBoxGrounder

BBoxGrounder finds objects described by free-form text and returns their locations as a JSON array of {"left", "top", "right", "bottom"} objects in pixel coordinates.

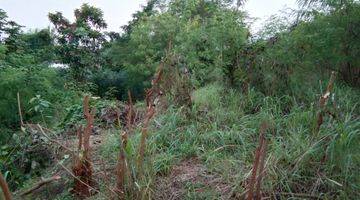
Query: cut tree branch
[{"left": 20, "top": 176, "right": 61, "bottom": 196}]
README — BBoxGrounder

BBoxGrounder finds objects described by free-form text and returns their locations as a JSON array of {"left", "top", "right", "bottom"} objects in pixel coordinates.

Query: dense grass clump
[{"left": 138, "top": 82, "right": 360, "bottom": 199}]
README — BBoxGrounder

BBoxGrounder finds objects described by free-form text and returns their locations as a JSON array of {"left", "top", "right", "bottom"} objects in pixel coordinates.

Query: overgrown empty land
[{"left": 0, "top": 0, "right": 359, "bottom": 199}]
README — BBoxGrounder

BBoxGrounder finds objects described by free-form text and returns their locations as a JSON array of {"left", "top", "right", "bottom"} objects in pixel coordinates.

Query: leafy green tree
[
  {"left": 106, "top": 0, "right": 248, "bottom": 93},
  {"left": 0, "top": 9, "right": 23, "bottom": 53},
  {"left": 245, "top": 0, "right": 360, "bottom": 98},
  {"left": 122, "top": 0, "right": 159, "bottom": 39},
  {"left": 0, "top": 10, "right": 54, "bottom": 68},
  {"left": 20, "top": 29, "right": 55, "bottom": 64},
  {"left": 295, "top": 0, "right": 360, "bottom": 86},
  {"left": 49, "top": 4, "right": 107, "bottom": 81}
]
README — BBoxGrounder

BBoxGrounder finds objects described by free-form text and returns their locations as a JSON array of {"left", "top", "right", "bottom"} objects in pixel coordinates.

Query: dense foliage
[
  {"left": 49, "top": 4, "right": 107, "bottom": 81},
  {"left": 0, "top": 0, "right": 359, "bottom": 198}
]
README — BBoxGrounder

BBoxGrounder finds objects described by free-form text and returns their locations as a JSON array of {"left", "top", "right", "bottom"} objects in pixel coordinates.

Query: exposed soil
[
  {"left": 154, "top": 158, "right": 232, "bottom": 200},
  {"left": 16, "top": 127, "right": 233, "bottom": 200}
]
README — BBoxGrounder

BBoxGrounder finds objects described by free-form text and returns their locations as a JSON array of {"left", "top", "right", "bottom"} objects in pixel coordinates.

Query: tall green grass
[
  {"left": 143, "top": 82, "right": 359, "bottom": 198},
  {"left": 97, "top": 81, "right": 359, "bottom": 198}
]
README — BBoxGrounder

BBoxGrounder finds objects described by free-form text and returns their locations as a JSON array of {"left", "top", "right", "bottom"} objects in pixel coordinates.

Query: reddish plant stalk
[
  {"left": 137, "top": 65, "right": 163, "bottom": 177},
  {"left": 116, "top": 133, "right": 127, "bottom": 199},
  {"left": 0, "top": 172, "right": 12, "bottom": 200},
  {"left": 247, "top": 122, "right": 268, "bottom": 200},
  {"left": 77, "top": 125, "right": 83, "bottom": 153},
  {"left": 315, "top": 71, "right": 336, "bottom": 134},
  {"left": 137, "top": 106, "right": 155, "bottom": 177},
  {"left": 255, "top": 139, "right": 267, "bottom": 199},
  {"left": 127, "top": 90, "right": 134, "bottom": 131},
  {"left": 83, "top": 96, "right": 95, "bottom": 158},
  {"left": 73, "top": 95, "right": 94, "bottom": 198},
  {"left": 116, "top": 90, "right": 136, "bottom": 199}
]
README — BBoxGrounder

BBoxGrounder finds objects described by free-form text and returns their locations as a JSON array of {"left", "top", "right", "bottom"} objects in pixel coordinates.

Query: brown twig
[
  {"left": 36, "top": 123, "right": 96, "bottom": 167},
  {"left": 37, "top": 124, "right": 75, "bottom": 154},
  {"left": 17, "top": 92, "right": 24, "bottom": 128},
  {"left": 116, "top": 96, "right": 132, "bottom": 198},
  {"left": 0, "top": 172, "right": 12, "bottom": 200},
  {"left": 145, "top": 63, "right": 163, "bottom": 107},
  {"left": 127, "top": 90, "right": 134, "bottom": 131},
  {"left": 20, "top": 176, "right": 61, "bottom": 196},
  {"left": 116, "top": 130, "right": 127, "bottom": 199},
  {"left": 247, "top": 137, "right": 262, "bottom": 199},
  {"left": 121, "top": 132, "right": 134, "bottom": 187}
]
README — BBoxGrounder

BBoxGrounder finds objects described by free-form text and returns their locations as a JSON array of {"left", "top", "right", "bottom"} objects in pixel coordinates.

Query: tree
[
  {"left": 0, "top": 9, "right": 23, "bottom": 54},
  {"left": 49, "top": 4, "right": 107, "bottom": 81},
  {"left": 121, "top": 0, "right": 159, "bottom": 40},
  {"left": 20, "top": 29, "right": 55, "bottom": 64},
  {"left": 106, "top": 0, "right": 248, "bottom": 91},
  {"left": 294, "top": 0, "right": 360, "bottom": 86}
]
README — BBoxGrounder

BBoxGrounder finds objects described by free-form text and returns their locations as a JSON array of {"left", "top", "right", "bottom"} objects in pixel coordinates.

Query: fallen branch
[
  {"left": 37, "top": 124, "right": 96, "bottom": 167},
  {"left": 20, "top": 176, "right": 61, "bottom": 196},
  {"left": 37, "top": 124, "right": 74, "bottom": 154}
]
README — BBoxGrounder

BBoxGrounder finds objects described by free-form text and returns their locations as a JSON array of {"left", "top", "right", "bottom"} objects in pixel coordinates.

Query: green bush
[{"left": 0, "top": 66, "right": 71, "bottom": 128}]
